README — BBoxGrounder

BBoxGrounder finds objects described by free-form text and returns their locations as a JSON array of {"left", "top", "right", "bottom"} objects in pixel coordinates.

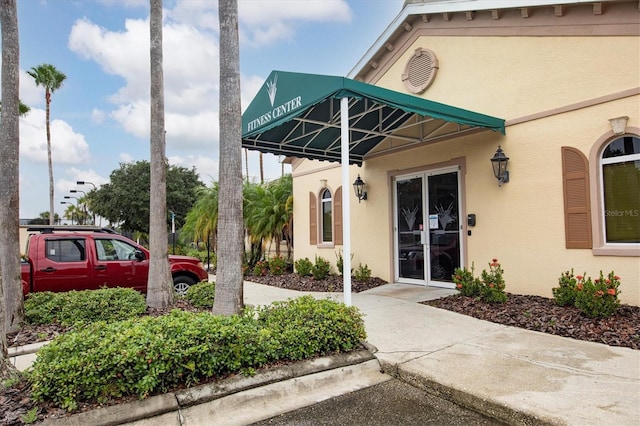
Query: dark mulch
[
  {"left": 247, "top": 273, "right": 388, "bottom": 293},
  {"left": 3, "top": 276, "right": 638, "bottom": 425},
  {"left": 422, "top": 293, "right": 640, "bottom": 350}
]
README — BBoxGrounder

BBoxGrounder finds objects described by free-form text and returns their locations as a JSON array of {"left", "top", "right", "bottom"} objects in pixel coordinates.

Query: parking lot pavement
[{"left": 248, "top": 379, "right": 506, "bottom": 426}]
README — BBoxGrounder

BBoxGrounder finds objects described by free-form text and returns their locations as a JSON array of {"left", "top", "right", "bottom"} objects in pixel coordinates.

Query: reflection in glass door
[
  {"left": 395, "top": 169, "right": 461, "bottom": 287},
  {"left": 396, "top": 177, "right": 425, "bottom": 281},
  {"left": 427, "top": 172, "right": 460, "bottom": 282}
]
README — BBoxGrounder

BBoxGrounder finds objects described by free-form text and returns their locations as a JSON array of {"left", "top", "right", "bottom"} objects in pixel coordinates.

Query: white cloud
[
  {"left": 239, "top": 0, "right": 352, "bottom": 47},
  {"left": 66, "top": 0, "right": 354, "bottom": 154},
  {"left": 119, "top": 152, "right": 134, "bottom": 163},
  {"left": 20, "top": 109, "right": 91, "bottom": 164},
  {"left": 91, "top": 109, "right": 106, "bottom": 124},
  {"left": 19, "top": 70, "right": 43, "bottom": 106},
  {"left": 168, "top": 154, "right": 219, "bottom": 183}
]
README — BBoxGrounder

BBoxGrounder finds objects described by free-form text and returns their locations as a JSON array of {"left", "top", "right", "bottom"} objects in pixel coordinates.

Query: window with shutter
[
  {"left": 334, "top": 187, "right": 343, "bottom": 245},
  {"left": 309, "top": 192, "right": 317, "bottom": 245},
  {"left": 562, "top": 147, "right": 592, "bottom": 249}
]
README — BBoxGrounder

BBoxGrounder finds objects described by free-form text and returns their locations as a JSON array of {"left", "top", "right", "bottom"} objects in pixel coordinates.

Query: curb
[
  {"left": 377, "top": 358, "right": 561, "bottom": 426},
  {"left": 41, "top": 348, "right": 377, "bottom": 426}
]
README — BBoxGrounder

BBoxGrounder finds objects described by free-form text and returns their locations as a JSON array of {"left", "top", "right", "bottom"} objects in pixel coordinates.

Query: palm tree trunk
[
  {"left": 146, "top": 0, "right": 174, "bottom": 308},
  {"left": 45, "top": 89, "right": 54, "bottom": 225},
  {"left": 213, "top": 0, "right": 244, "bottom": 316},
  {"left": 0, "top": 0, "right": 24, "bottom": 374}
]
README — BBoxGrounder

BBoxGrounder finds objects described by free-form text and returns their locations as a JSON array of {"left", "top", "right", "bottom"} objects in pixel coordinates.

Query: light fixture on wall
[
  {"left": 609, "top": 116, "right": 629, "bottom": 135},
  {"left": 353, "top": 175, "right": 367, "bottom": 203},
  {"left": 490, "top": 146, "right": 509, "bottom": 186}
]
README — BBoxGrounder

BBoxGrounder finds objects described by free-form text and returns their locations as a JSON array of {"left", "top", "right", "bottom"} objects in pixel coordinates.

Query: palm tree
[
  {"left": 244, "top": 176, "right": 293, "bottom": 260},
  {"left": 1, "top": 0, "right": 22, "bottom": 379},
  {"left": 26, "top": 63, "right": 66, "bottom": 225},
  {"left": 182, "top": 182, "right": 219, "bottom": 251},
  {"left": 213, "top": 0, "right": 244, "bottom": 316},
  {"left": 146, "top": 0, "right": 174, "bottom": 309}
]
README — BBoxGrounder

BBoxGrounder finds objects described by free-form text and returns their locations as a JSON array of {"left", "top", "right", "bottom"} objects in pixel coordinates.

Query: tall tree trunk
[
  {"left": 213, "top": 0, "right": 243, "bottom": 316},
  {"left": 0, "top": 0, "right": 21, "bottom": 379},
  {"left": 244, "top": 148, "right": 249, "bottom": 182},
  {"left": 259, "top": 152, "right": 264, "bottom": 184},
  {"left": 46, "top": 87, "right": 54, "bottom": 225},
  {"left": 146, "top": 0, "right": 174, "bottom": 308}
]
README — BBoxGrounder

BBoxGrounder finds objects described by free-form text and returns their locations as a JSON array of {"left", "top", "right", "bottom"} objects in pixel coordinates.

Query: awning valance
[{"left": 241, "top": 70, "right": 505, "bottom": 165}]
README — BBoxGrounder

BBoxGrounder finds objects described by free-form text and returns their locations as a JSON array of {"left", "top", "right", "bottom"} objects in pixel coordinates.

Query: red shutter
[
  {"left": 562, "top": 147, "right": 592, "bottom": 249},
  {"left": 309, "top": 192, "right": 317, "bottom": 245},
  {"left": 334, "top": 187, "right": 343, "bottom": 245}
]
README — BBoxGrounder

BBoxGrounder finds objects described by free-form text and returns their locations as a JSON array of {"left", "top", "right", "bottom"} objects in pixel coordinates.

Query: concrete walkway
[
  {"left": 244, "top": 281, "right": 640, "bottom": 426},
  {"left": 13, "top": 281, "right": 640, "bottom": 425}
]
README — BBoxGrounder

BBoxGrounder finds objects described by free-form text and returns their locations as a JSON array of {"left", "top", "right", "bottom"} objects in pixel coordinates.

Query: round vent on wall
[{"left": 402, "top": 48, "right": 438, "bottom": 94}]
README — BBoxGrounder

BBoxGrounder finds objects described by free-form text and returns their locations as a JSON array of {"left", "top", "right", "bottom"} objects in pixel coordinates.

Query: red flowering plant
[
  {"left": 252, "top": 260, "right": 269, "bottom": 277},
  {"left": 452, "top": 262, "right": 481, "bottom": 297},
  {"left": 574, "top": 271, "right": 621, "bottom": 318},
  {"left": 453, "top": 259, "right": 508, "bottom": 303},
  {"left": 552, "top": 269, "right": 582, "bottom": 307},
  {"left": 480, "top": 258, "right": 508, "bottom": 303}
]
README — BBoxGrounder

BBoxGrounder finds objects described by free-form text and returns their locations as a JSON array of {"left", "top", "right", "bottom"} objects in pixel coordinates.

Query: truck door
[
  {"left": 35, "top": 237, "right": 95, "bottom": 292},
  {"left": 93, "top": 237, "right": 149, "bottom": 292}
]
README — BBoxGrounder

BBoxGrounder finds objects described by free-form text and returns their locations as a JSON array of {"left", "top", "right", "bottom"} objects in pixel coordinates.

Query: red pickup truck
[{"left": 21, "top": 226, "right": 208, "bottom": 296}]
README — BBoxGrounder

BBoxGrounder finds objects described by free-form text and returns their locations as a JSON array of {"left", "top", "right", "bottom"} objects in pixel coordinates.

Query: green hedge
[
  {"left": 24, "top": 288, "right": 146, "bottom": 326},
  {"left": 29, "top": 296, "right": 366, "bottom": 411},
  {"left": 184, "top": 281, "right": 216, "bottom": 309}
]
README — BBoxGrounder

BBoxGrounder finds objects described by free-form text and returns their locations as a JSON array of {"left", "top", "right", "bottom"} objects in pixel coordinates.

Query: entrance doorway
[{"left": 394, "top": 168, "right": 462, "bottom": 288}]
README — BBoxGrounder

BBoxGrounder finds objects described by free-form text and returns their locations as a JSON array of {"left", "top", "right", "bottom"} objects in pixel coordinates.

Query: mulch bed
[
  {"left": 422, "top": 293, "right": 640, "bottom": 350},
  {"left": 2, "top": 276, "right": 638, "bottom": 425}
]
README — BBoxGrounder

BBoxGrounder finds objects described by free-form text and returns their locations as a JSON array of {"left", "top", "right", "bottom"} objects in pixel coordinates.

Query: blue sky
[{"left": 15, "top": 0, "right": 403, "bottom": 219}]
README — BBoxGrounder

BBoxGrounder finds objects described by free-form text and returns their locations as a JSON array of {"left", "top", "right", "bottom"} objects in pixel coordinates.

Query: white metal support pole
[{"left": 340, "top": 97, "right": 352, "bottom": 306}]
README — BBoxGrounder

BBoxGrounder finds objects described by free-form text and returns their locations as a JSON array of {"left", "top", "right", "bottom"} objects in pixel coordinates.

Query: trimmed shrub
[
  {"left": 252, "top": 260, "right": 269, "bottom": 276},
  {"left": 311, "top": 256, "right": 331, "bottom": 280},
  {"left": 29, "top": 297, "right": 366, "bottom": 411},
  {"left": 574, "top": 271, "right": 621, "bottom": 318},
  {"left": 452, "top": 264, "right": 481, "bottom": 297},
  {"left": 294, "top": 257, "right": 313, "bottom": 276},
  {"left": 185, "top": 281, "right": 216, "bottom": 309},
  {"left": 552, "top": 270, "right": 579, "bottom": 307},
  {"left": 255, "top": 295, "right": 366, "bottom": 361},
  {"left": 268, "top": 256, "right": 287, "bottom": 276},
  {"left": 335, "top": 250, "right": 353, "bottom": 277},
  {"left": 354, "top": 264, "right": 372, "bottom": 281},
  {"left": 24, "top": 288, "right": 146, "bottom": 326}
]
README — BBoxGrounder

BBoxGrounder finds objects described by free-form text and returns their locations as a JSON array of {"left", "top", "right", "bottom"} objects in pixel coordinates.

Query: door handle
[
  {"left": 39, "top": 267, "right": 56, "bottom": 273},
  {"left": 94, "top": 265, "right": 107, "bottom": 271}
]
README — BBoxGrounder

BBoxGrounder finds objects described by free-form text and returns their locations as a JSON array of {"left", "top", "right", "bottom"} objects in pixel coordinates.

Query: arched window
[
  {"left": 600, "top": 136, "right": 640, "bottom": 244},
  {"left": 320, "top": 188, "right": 333, "bottom": 243}
]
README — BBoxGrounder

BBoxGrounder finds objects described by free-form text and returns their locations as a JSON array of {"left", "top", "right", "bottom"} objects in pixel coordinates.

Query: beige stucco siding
[
  {"left": 377, "top": 36, "right": 639, "bottom": 120},
  {"left": 292, "top": 26, "right": 639, "bottom": 305}
]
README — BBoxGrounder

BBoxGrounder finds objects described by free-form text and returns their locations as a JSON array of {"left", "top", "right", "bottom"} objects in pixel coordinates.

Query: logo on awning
[{"left": 266, "top": 73, "right": 278, "bottom": 107}]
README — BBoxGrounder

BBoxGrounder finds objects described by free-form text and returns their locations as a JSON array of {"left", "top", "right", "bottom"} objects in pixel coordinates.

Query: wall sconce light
[
  {"left": 609, "top": 116, "right": 629, "bottom": 135},
  {"left": 353, "top": 175, "right": 367, "bottom": 203},
  {"left": 490, "top": 146, "right": 509, "bottom": 186}
]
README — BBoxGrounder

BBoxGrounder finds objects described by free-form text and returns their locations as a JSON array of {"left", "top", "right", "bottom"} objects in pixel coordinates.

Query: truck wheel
[{"left": 173, "top": 275, "right": 196, "bottom": 296}]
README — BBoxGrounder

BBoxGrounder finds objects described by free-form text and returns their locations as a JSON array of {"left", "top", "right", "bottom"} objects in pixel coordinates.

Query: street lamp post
[
  {"left": 64, "top": 196, "right": 82, "bottom": 224},
  {"left": 60, "top": 201, "right": 75, "bottom": 225},
  {"left": 70, "top": 190, "right": 89, "bottom": 224},
  {"left": 76, "top": 181, "right": 98, "bottom": 224}
]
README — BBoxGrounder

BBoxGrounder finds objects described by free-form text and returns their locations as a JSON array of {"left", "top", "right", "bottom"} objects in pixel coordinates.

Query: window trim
[
  {"left": 589, "top": 127, "right": 640, "bottom": 256},
  {"left": 319, "top": 188, "right": 333, "bottom": 245}
]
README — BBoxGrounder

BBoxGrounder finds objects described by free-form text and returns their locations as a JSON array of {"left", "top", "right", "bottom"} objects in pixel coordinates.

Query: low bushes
[
  {"left": 184, "top": 281, "right": 216, "bottom": 309},
  {"left": 553, "top": 270, "right": 621, "bottom": 318},
  {"left": 24, "top": 287, "right": 146, "bottom": 326},
  {"left": 452, "top": 258, "right": 507, "bottom": 303},
  {"left": 28, "top": 296, "right": 365, "bottom": 411}
]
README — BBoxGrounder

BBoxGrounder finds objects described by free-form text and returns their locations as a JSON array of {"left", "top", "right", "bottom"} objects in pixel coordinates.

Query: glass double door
[{"left": 395, "top": 169, "right": 461, "bottom": 287}]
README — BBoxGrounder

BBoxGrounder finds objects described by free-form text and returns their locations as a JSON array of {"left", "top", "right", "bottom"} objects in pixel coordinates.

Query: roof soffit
[{"left": 352, "top": 0, "right": 640, "bottom": 83}]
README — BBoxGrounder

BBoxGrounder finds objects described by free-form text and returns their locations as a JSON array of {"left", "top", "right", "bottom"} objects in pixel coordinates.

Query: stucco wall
[{"left": 293, "top": 31, "right": 639, "bottom": 305}]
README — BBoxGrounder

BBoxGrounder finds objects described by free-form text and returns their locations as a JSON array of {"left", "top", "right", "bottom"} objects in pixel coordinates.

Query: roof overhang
[{"left": 241, "top": 70, "right": 505, "bottom": 166}]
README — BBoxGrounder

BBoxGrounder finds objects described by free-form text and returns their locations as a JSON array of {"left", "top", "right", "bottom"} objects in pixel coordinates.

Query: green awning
[{"left": 242, "top": 70, "right": 505, "bottom": 166}]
